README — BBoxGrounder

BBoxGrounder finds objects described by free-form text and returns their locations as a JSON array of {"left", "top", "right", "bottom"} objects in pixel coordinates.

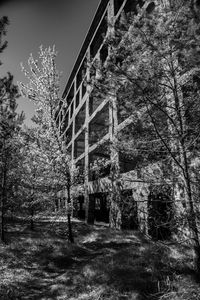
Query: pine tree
[
  {"left": 0, "top": 73, "right": 24, "bottom": 242},
  {"left": 90, "top": 0, "right": 200, "bottom": 272},
  {"left": 0, "top": 17, "right": 24, "bottom": 242}
]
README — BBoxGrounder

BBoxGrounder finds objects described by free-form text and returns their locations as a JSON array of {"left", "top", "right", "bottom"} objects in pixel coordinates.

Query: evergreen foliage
[{"left": 90, "top": 0, "right": 200, "bottom": 272}]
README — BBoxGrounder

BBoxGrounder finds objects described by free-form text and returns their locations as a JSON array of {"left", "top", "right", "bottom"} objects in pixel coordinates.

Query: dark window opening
[
  {"left": 89, "top": 143, "right": 110, "bottom": 181},
  {"left": 114, "top": 0, "right": 125, "bottom": 15},
  {"left": 66, "top": 83, "right": 74, "bottom": 106},
  {"left": 56, "top": 116, "right": 59, "bottom": 129},
  {"left": 89, "top": 95, "right": 104, "bottom": 116},
  {"left": 76, "top": 90, "right": 80, "bottom": 108},
  {"left": 90, "top": 13, "right": 108, "bottom": 59},
  {"left": 94, "top": 193, "right": 109, "bottom": 223},
  {"left": 60, "top": 111, "right": 69, "bottom": 135},
  {"left": 74, "top": 195, "right": 85, "bottom": 219},
  {"left": 74, "top": 131, "right": 85, "bottom": 159},
  {"left": 76, "top": 57, "right": 87, "bottom": 89},
  {"left": 89, "top": 103, "right": 109, "bottom": 146},
  {"left": 65, "top": 123, "right": 73, "bottom": 145},
  {"left": 75, "top": 158, "right": 85, "bottom": 185},
  {"left": 70, "top": 102, "right": 74, "bottom": 118},
  {"left": 55, "top": 109, "right": 59, "bottom": 124},
  {"left": 124, "top": 0, "right": 139, "bottom": 17},
  {"left": 146, "top": 2, "right": 155, "bottom": 14},
  {"left": 117, "top": 87, "right": 132, "bottom": 124},
  {"left": 100, "top": 44, "right": 108, "bottom": 65},
  {"left": 120, "top": 189, "right": 138, "bottom": 229},
  {"left": 75, "top": 103, "right": 85, "bottom": 133},
  {"left": 119, "top": 152, "right": 138, "bottom": 173},
  {"left": 82, "top": 81, "right": 87, "bottom": 99},
  {"left": 148, "top": 190, "right": 173, "bottom": 240},
  {"left": 67, "top": 145, "right": 72, "bottom": 157}
]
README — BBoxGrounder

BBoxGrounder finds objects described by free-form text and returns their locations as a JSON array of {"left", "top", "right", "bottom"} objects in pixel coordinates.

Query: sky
[{"left": 0, "top": 0, "right": 100, "bottom": 126}]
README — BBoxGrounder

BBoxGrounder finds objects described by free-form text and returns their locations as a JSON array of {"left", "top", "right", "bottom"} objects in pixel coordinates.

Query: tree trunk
[
  {"left": 109, "top": 160, "right": 122, "bottom": 230},
  {"left": 1, "top": 195, "right": 5, "bottom": 243},
  {"left": 172, "top": 74, "right": 200, "bottom": 274},
  {"left": 67, "top": 185, "right": 74, "bottom": 243},
  {"left": 109, "top": 196, "right": 121, "bottom": 230},
  {"left": 30, "top": 207, "right": 34, "bottom": 231},
  {"left": 1, "top": 164, "right": 7, "bottom": 243},
  {"left": 182, "top": 150, "right": 200, "bottom": 275}
]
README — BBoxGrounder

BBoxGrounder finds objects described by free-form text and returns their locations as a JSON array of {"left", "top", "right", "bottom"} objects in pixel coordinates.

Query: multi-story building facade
[{"left": 56, "top": 0, "right": 170, "bottom": 237}]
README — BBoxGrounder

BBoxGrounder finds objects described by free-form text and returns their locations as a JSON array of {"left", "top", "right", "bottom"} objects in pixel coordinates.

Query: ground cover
[{"left": 0, "top": 216, "right": 200, "bottom": 300}]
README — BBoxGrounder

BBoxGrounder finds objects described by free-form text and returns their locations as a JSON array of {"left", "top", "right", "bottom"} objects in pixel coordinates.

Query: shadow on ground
[{"left": 0, "top": 217, "right": 199, "bottom": 300}]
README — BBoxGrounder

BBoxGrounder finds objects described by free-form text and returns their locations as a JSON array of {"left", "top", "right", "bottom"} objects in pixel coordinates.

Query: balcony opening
[
  {"left": 75, "top": 103, "right": 86, "bottom": 134},
  {"left": 74, "top": 130, "right": 85, "bottom": 159},
  {"left": 89, "top": 103, "right": 109, "bottom": 146}
]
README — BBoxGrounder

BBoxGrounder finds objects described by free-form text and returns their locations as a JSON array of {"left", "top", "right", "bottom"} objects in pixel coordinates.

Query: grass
[{"left": 0, "top": 216, "right": 200, "bottom": 300}]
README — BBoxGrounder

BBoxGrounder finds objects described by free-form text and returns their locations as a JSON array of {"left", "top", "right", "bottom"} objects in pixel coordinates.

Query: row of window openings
[
  {"left": 74, "top": 155, "right": 138, "bottom": 181},
  {"left": 69, "top": 83, "right": 87, "bottom": 119},
  {"left": 63, "top": 0, "right": 146, "bottom": 117},
  {"left": 61, "top": 93, "right": 107, "bottom": 136},
  {"left": 65, "top": 10, "right": 108, "bottom": 103}
]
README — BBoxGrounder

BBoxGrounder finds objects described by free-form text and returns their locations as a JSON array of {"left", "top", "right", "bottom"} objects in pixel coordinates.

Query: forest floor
[{"left": 0, "top": 216, "right": 200, "bottom": 300}]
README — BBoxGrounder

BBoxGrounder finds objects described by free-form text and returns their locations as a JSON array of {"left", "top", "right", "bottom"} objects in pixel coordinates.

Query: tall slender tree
[
  {"left": 0, "top": 17, "right": 24, "bottom": 242},
  {"left": 20, "top": 46, "right": 77, "bottom": 243}
]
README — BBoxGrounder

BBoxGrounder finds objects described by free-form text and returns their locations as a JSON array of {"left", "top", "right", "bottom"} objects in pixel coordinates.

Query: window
[
  {"left": 100, "top": 44, "right": 108, "bottom": 65},
  {"left": 76, "top": 57, "right": 87, "bottom": 89},
  {"left": 89, "top": 95, "right": 104, "bottom": 116},
  {"left": 89, "top": 103, "right": 109, "bottom": 145},
  {"left": 76, "top": 90, "right": 80, "bottom": 108},
  {"left": 65, "top": 123, "right": 73, "bottom": 145},
  {"left": 74, "top": 131, "right": 85, "bottom": 159},
  {"left": 82, "top": 82, "right": 87, "bottom": 99},
  {"left": 70, "top": 102, "right": 74, "bottom": 118},
  {"left": 114, "top": 0, "right": 124, "bottom": 15},
  {"left": 66, "top": 83, "right": 74, "bottom": 106},
  {"left": 75, "top": 103, "right": 86, "bottom": 133}
]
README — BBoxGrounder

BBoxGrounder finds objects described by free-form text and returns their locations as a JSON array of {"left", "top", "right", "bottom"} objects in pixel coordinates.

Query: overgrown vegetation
[
  {"left": 90, "top": 0, "right": 200, "bottom": 273},
  {"left": 1, "top": 0, "right": 200, "bottom": 298},
  {"left": 0, "top": 217, "right": 199, "bottom": 300}
]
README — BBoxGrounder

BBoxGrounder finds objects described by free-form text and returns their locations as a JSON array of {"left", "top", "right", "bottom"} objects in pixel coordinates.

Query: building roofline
[{"left": 62, "top": 0, "right": 109, "bottom": 100}]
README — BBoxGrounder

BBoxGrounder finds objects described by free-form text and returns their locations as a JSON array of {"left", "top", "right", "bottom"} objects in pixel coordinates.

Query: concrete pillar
[{"left": 85, "top": 49, "right": 91, "bottom": 224}]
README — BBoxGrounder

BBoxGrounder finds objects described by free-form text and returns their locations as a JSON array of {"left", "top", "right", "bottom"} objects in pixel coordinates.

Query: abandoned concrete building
[{"left": 56, "top": 0, "right": 174, "bottom": 240}]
